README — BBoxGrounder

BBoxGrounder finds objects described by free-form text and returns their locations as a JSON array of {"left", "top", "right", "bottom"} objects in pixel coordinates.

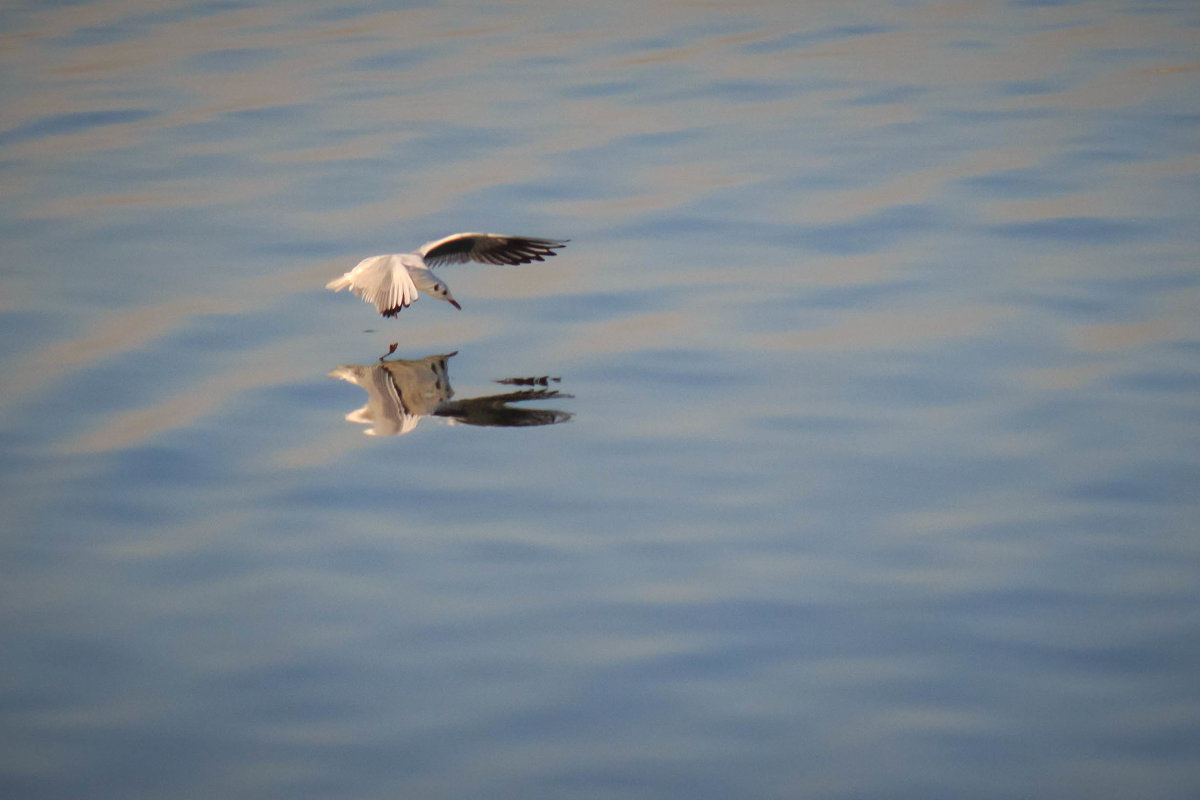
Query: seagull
[{"left": 326, "top": 232, "right": 568, "bottom": 317}]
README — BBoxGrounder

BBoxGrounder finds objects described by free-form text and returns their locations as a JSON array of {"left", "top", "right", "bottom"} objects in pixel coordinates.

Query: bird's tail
[{"left": 325, "top": 274, "right": 352, "bottom": 291}]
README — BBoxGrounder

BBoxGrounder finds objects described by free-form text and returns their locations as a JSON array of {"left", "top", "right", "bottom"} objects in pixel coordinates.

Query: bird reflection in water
[{"left": 329, "top": 349, "right": 573, "bottom": 436}]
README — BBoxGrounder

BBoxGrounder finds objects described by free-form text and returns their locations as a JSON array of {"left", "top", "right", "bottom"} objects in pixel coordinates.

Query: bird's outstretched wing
[
  {"left": 326, "top": 254, "right": 419, "bottom": 317},
  {"left": 418, "top": 233, "right": 568, "bottom": 267}
]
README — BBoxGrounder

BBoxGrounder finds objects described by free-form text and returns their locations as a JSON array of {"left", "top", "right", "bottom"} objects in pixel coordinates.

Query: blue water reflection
[{"left": 2, "top": 0, "right": 1199, "bottom": 798}]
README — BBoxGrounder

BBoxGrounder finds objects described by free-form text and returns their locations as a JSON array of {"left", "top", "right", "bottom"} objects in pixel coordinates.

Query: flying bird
[{"left": 326, "top": 232, "right": 568, "bottom": 317}]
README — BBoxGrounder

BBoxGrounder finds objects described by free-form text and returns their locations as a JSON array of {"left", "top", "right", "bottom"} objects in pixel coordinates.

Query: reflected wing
[
  {"left": 418, "top": 233, "right": 568, "bottom": 267},
  {"left": 326, "top": 254, "right": 419, "bottom": 317},
  {"left": 435, "top": 389, "right": 574, "bottom": 427}
]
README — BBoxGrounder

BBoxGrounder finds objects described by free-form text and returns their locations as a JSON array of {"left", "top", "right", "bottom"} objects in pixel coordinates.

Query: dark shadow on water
[{"left": 329, "top": 350, "right": 573, "bottom": 437}]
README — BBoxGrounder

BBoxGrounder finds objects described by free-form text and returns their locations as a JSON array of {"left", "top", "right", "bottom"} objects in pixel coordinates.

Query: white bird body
[{"left": 326, "top": 232, "right": 567, "bottom": 317}]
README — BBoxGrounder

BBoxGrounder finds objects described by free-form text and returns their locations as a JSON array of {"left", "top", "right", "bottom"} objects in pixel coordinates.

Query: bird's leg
[{"left": 380, "top": 342, "right": 399, "bottom": 362}]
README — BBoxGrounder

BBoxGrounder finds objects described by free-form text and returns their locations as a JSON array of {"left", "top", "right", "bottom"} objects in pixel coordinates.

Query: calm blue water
[{"left": 2, "top": 1, "right": 1199, "bottom": 798}]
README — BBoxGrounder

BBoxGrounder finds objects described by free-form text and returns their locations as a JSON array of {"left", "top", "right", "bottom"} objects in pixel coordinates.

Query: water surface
[{"left": 2, "top": 1, "right": 1199, "bottom": 798}]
